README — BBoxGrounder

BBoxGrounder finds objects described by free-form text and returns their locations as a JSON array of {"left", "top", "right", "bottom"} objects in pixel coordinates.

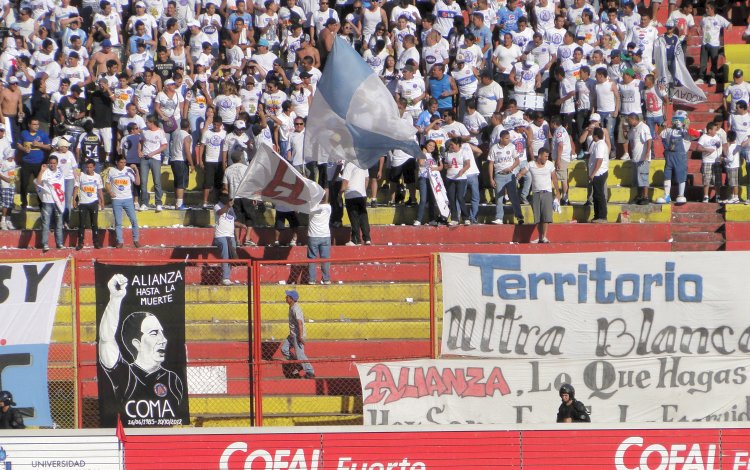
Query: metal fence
[
  {"left": 251, "top": 255, "right": 436, "bottom": 426},
  {"left": 46, "top": 253, "right": 440, "bottom": 428}
]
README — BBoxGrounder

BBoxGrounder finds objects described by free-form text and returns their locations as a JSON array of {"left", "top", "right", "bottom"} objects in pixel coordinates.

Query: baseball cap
[
  {"left": 524, "top": 58, "right": 535, "bottom": 67},
  {"left": 257, "top": 38, "right": 270, "bottom": 47},
  {"left": 590, "top": 113, "right": 601, "bottom": 122},
  {"left": 234, "top": 120, "right": 246, "bottom": 129},
  {"left": 285, "top": 290, "right": 299, "bottom": 301},
  {"left": 292, "top": 76, "right": 302, "bottom": 85},
  {"left": 70, "top": 84, "right": 82, "bottom": 93},
  {"left": 324, "top": 17, "right": 338, "bottom": 26},
  {"left": 57, "top": 139, "right": 71, "bottom": 148},
  {"left": 8, "top": 76, "right": 18, "bottom": 84},
  {"left": 673, "top": 110, "right": 688, "bottom": 121},
  {"left": 68, "top": 51, "right": 80, "bottom": 59},
  {"left": 0, "top": 124, "right": 5, "bottom": 131},
  {"left": 299, "top": 71, "right": 312, "bottom": 79},
  {"left": 164, "top": 79, "right": 176, "bottom": 86},
  {"left": 734, "top": 69, "right": 744, "bottom": 78},
  {"left": 136, "top": 39, "right": 146, "bottom": 47},
  {"left": 135, "top": 1, "right": 146, "bottom": 6},
  {"left": 623, "top": 68, "right": 635, "bottom": 77},
  {"left": 188, "top": 20, "right": 200, "bottom": 28},
  {"left": 279, "top": 7, "right": 291, "bottom": 19}
]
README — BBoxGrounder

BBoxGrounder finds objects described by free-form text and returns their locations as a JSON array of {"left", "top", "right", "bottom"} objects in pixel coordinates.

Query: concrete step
[
  {"left": 670, "top": 222, "right": 724, "bottom": 233},
  {"left": 724, "top": 222, "right": 750, "bottom": 241},
  {"left": 671, "top": 202, "right": 725, "bottom": 213},
  {"left": 671, "top": 241, "right": 725, "bottom": 251},
  {"left": 671, "top": 211, "right": 725, "bottom": 223},
  {"left": 671, "top": 231, "right": 725, "bottom": 243}
]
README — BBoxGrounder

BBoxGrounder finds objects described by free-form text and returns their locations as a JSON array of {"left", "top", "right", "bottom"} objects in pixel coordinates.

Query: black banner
[{"left": 95, "top": 262, "right": 190, "bottom": 427}]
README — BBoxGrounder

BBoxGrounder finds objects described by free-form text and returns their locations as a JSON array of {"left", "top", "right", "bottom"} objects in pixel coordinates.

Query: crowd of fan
[{"left": 0, "top": 0, "right": 749, "bottom": 250}]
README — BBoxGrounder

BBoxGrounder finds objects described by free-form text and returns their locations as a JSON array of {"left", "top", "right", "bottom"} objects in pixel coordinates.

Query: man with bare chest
[
  {"left": 88, "top": 40, "right": 122, "bottom": 79},
  {"left": 0, "top": 79, "right": 24, "bottom": 144}
]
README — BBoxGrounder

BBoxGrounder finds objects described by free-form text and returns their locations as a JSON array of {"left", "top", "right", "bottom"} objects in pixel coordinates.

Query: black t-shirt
[
  {"left": 0, "top": 407, "right": 25, "bottom": 429},
  {"left": 79, "top": 133, "right": 103, "bottom": 163},
  {"left": 58, "top": 97, "right": 87, "bottom": 126},
  {"left": 88, "top": 88, "right": 114, "bottom": 126},
  {"left": 154, "top": 59, "right": 177, "bottom": 82}
]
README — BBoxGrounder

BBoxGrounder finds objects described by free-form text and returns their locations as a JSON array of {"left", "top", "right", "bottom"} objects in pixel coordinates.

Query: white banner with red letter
[{"left": 234, "top": 143, "right": 324, "bottom": 213}]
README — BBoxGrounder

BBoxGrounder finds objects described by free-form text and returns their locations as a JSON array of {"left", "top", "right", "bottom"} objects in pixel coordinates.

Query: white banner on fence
[
  {"left": 440, "top": 252, "right": 749, "bottom": 359},
  {"left": 358, "top": 358, "right": 750, "bottom": 425},
  {"left": 0, "top": 260, "right": 67, "bottom": 427}
]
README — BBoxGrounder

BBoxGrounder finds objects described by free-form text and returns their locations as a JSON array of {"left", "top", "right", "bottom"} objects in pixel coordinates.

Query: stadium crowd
[{"left": 0, "top": 0, "right": 749, "bottom": 249}]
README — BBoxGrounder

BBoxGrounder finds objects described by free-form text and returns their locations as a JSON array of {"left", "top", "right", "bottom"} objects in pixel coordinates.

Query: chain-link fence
[
  {"left": 48, "top": 257, "right": 77, "bottom": 429},
  {"left": 252, "top": 255, "right": 435, "bottom": 426},
  {"left": 75, "top": 259, "right": 254, "bottom": 428}
]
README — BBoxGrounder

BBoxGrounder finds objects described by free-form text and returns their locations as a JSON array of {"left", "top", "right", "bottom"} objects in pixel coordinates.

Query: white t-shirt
[
  {"left": 701, "top": 14, "right": 730, "bottom": 47},
  {"left": 698, "top": 134, "right": 722, "bottom": 164},
  {"left": 75, "top": 172, "right": 104, "bottom": 204},
  {"left": 342, "top": 162, "right": 368, "bottom": 198},
  {"left": 529, "top": 160, "right": 555, "bottom": 192},
  {"left": 489, "top": 142, "right": 518, "bottom": 173},
  {"left": 443, "top": 145, "right": 472, "bottom": 180},
  {"left": 629, "top": 121, "right": 652, "bottom": 162},
  {"left": 729, "top": 112, "right": 750, "bottom": 146},
  {"left": 552, "top": 126, "right": 572, "bottom": 163},
  {"left": 142, "top": 128, "right": 168, "bottom": 156},
  {"left": 492, "top": 44, "right": 522, "bottom": 73},
  {"left": 588, "top": 140, "right": 610, "bottom": 176},
  {"left": 156, "top": 91, "right": 184, "bottom": 119},
  {"left": 0, "top": 156, "right": 18, "bottom": 190},
  {"left": 38, "top": 167, "right": 65, "bottom": 204},
  {"left": 201, "top": 129, "right": 227, "bottom": 163},
  {"left": 214, "top": 94, "right": 242, "bottom": 124},
  {"left": 308, "top": 203, "right": 331, "bottom": 238},
  {"left": 214, "top": 202, "right": 236, "bottom": 238},
  {"left": 477, "top": 81, "right": 503, "bottom": 117},
  {"left": 725, "top": 143, "right": 741, "bottom": 170},
  {"left": 108, "top": 167, "right": 137, "bottom": 200}
]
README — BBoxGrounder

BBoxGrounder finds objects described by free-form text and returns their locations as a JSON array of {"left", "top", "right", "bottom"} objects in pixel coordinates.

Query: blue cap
[
  {"left": 285, "top": 290, "right": 299, "bottom": 301},
  {"left": 101, "top": 38, "right": 112, "bottom": 47},
  {"left": 257, "top": 38, "right": 270, "bottom": 47}
]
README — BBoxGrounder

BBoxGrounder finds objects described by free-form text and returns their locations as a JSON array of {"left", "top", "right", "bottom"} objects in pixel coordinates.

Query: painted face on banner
[{"left": 136, "top": 315, "right": 168, "bottom": 365}]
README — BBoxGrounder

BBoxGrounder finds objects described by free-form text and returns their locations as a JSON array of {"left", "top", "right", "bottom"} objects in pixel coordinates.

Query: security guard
[
  {"left": 556, "top": 383, "right": 591, "bottom": 423},
  {"left": 0, "top": 391, "right": 25, "bottom": 429}
]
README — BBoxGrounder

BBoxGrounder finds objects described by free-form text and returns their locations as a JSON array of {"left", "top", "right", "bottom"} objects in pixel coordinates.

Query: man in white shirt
[
  {"left": 198, "top": 116, "right": 227, "bottom": 208},
  {"left": 724, "top": 69, "right": 750, "bottom": 115},
  {"left": 627, "top": 113, "right": 653, "bottom": 205},
  {"left": 35, "top": 155, "right": 65, "bottom": 252},
  {"left": 307, "top": 203, "right": 331, "bottom": 284},
  {"left": 107, "top": 156, "right": 141, "bottom": 248},
  {"left": 697, "top": 122, "right": 723, "bottom": 202},
  {"left": 139, "top": 115, "right": 168, "bottom": 212},
  {"left": 73, "top": 159, "right": 105, "bottom": 250},
  {"left": 588, "top": 127, "right": 610, "bottom": 223},
  {"left": 488, "top": 130, "right": 523, "bottom": 225},
  {"left": 697, "top": 2, "right": 731, "bottom": 86},
  {"left": 341, "top": 161, "right": 371, "bottom": 245}
]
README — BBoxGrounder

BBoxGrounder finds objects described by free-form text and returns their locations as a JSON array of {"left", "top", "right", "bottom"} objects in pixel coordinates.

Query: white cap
[
  {"left": 234, "top": 120, "right": 246, "bottom": 129},
  {"left": 57, "top": 138, "right": 71, "bottom": 148},
  {"left": 188, "top": 20, "right": 200, "bottom": 28},
  {"left": 164, "top": 79, "right": 176, "bottom": 86},
  {"left": 589, "top": 113, "right": 601, "bottom": 122},
  {"left": 135, "top": 1, "right": 146, "bottom": 7},
  {"left": 292, "top": 76, "right": 302, "bottom": 85}
]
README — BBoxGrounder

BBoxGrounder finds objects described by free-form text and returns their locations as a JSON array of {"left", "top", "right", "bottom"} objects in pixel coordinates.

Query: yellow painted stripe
[
  {"left": 725, "top": 205, "right": 750, "bottom": 222},
  {"left": 187, "top": 396, "right": 361, "bottom": 415},
  {"left": 568, "top": 187, "right": 666, "bottom": 204}
]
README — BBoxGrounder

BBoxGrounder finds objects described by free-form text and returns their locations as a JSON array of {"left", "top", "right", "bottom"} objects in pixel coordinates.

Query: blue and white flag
[
  {"left": 304, "top": 37, "right": 421, "bottom": 169},
  {"left": 0, "top": 260, "right": 67, "bottom": 427},
  {"left": 654, "top": 37, "right": 706, "bottom": 105}
]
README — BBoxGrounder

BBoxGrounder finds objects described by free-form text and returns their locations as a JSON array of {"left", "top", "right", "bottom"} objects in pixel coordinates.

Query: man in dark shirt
[
  {"left": 153, "top": 46, "right": 176, "bottom": 83},
  {"left": 57, "top": 84, "right": 87, "bottom": 128},
  {"left": 87, "top": 78, "right": 115, "bottom": 163},
  {"left": 0, "top": 391, "right": 25, "bottom": 429},
  {"left": 556, "top": 383, "right": 591, "bottom": 423}
]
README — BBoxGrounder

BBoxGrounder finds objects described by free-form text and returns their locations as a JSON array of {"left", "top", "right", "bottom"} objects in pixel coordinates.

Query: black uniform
[
  {"left": 557, "top": 399, "right": 591, "bottom": 423},
  {"left": 0, "top": 406, "right": 25, "bottom": 429}
]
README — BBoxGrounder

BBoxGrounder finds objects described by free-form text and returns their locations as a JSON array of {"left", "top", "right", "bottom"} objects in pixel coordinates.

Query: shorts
[
  {"left": 170, "top": 161, "right": 188, "bottom": 190},
  {"left": 234, "top": 197, "right": 262, "bottom": 225},
  {"left": 701, "top": 162, "right": 722, "bottom": 187},
  {"left": 727, "top": 167, "right": 739, "bottom": 187},
  {"left": 555, "top": 160, "right": 569, "bottom": 182},
  {"left": 0, "top": 187, "right": 14, "bottom": 209},
  {"left": 203, "top": 162, "right": 223, "bottom": 191},
  {"left": 664, "top": 152, "right": 688, "bottom": 183},
  {"left": 532, "top": 190, "right": 554, "bottom": 224},
  {"left": 94, "top": 127, "right": 113, "bottom": 153},
  {"left": 388, "top": 159, "right": 416, "bottom": 184},
  {"left": 633, "top": 160, "right": 650, "bottom": 188},
  {"left": 368, "top": 161, "right": 381, "bottom": 179},
  {"left": 274, "top": 210, "right": 299, "bottom": 230}
]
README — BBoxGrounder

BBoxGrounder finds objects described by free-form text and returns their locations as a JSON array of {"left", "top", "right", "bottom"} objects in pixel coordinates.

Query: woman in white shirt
[
  {"left": 442, "top": 137, "right": 471, "bottom": 225},
  {"left": 51, "top": 138, "right": 78, "bottom": 228},
  {"left": 492, "top": 33, "right": 521, "bottom": 101},
  {"left": 529, "top": 147, "right": 559, "bottom": 243},
  {"left": 414, "top": 139, "right": 444, "bottom": 226}
]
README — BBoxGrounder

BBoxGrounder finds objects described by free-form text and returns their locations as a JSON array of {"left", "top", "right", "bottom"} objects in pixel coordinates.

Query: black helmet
[
  {"left": 0, "top": 391, "right": 15, "bottom": 407},
  {"left": 559, "top": 383, "right": 575, "bottom": 399}
]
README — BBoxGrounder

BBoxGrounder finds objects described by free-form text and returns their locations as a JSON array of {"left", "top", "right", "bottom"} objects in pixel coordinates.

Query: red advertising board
[{"left": 124, "top": 427, "right": 750, "bottom": 470}]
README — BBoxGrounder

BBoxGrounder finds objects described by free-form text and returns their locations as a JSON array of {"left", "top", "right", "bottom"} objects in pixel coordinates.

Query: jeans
[
  {"left": 700, "top": 44, "right": 720, "bottom": 80},
  {"left": 214, "top": 236, "right": 237, "bottom": 281},
  {"left": 446, "top": 178, "right": 468, "bottom": 222},
  {"left": 494, "top": 172, "right": 523, "bottom": 219},
  {"left": 329, "top": 179, "right": 344, "bottom": 225},
  {"left": 77, "top": 201, "right": 99, "bottom": 245},
  {"left": 307, "top": 236, "right": 331, "bottom": 283},
  {"left": 465, "top": 173, "right": 480, "bottom": 222},
  {"left": 63, "top": 178, "right": 75, "bottom": 226},
  {"left": 41, "top": 202, "right": 63, "bottom": 248},
  {"left": 111, "top": 198, "right": 140, "bottom": 244},
  {"left": 646, "top": 116, "right": 664, "bottom": 139},
  {"left": 416, "top": 176, "right": 436, "bottom": 222},
  {"left": 345, "top": 196, "right": 371, "bottom": 244},
  {"left": 518, "top": 174, "right": 531, "bottom": 203},
  {"left": 591, "top": 172, "right": 608, "bottom": 220},
  {"left": 281, "top": 334, "right": 314, "bottom": 375},
  {"left": 140, "top": 157, "right": 163, "bottom": 206},
  {"left": 188, "top": 113, "right": 206, "bottom": 145},
  {"left": 598, "top": 112, "right": 616, "bottom": 151}
]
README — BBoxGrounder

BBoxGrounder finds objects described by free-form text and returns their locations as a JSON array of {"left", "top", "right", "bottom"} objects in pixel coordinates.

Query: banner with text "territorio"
[
  {"left": 431, "top": 252, "right": 750, "bottom": 424},
  {"left": 0, "top": 260, "right": 67, "bottom": 427}
]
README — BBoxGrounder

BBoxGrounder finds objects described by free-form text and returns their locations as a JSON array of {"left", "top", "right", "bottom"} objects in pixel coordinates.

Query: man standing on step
[
  {"left": 282, "top": 290, "right": 315, "bottom": 379},
  {"left": 697, "top": 122, "right": 723, "bottom": 203},
  {"left": 657, "top": 111, "right": 698, "bottom": 205},
  {"left": 627, "top": 114, "right": 653, "bottom": 205}
]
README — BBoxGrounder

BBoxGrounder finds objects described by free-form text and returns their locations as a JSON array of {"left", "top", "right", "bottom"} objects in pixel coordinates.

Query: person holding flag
[{"left": 36, "top": 155, "right": 66, "bottom": 252}]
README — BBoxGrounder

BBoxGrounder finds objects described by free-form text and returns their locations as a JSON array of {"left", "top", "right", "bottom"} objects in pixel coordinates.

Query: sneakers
[
  {"left": 25, "top": 205, "right": 40, "bottom": 212},
  {"left": 155, "top": 205, "right": 163, "bottom": 212},
  {"left": 656, "top": 196, "right": 671, "bottom": 204},
  {"left": 637, "top": 197, "right": 650, "bottom": 206},
  {"left": 463, "top": 219, "right": 471, "bottom": 225},
  {"left": 116, "top": 243, "right": 124, "bottom": 248},
  {"left": 221, "top": 279, "right": 232, "bottom": 286},
  {"left": 134, "top": 241, "right": 142, "bottom": 248},
  {"left": 702, "top": 196, "right": 710, "bottom": 203},
  {"left": 4, "top": 219, "right": 14, "bottom": 230},
  {"left": 405, "top": 199, "right": 417, "bottom": 207},
  {"left": 244, "top": 240, "right": 257, "bottom": 246},
  {"left": 42, "top": 245, "right": 49, "bottom": 253},
  {"left": 0, "top": 220, "right": 6, "bottom": 230},
  {"left": 202, "top": 203, "right": 213, "bottom": 209},
  {"left": 428, "top": 220, "right": 439, "bottom": 226},
  {"left": 695, "top": 78, "right": 705, "bottom": 85},
  {"left": 560, "top": 196, "right": 569, "bottom": 206},
  {"left": 540, "top": 237, "right": 550, "bottom": 243},
  {"left": 370, "top": 200, "right": 377, "bottom": 208},
  {"left": 345, "top": 241, "right": 358, "bottom": 246},
  {"left": 138, "top": 204, "right": 148, "bottom": 211},
  {"left": 321, "top": 280, "right": 331, "bottom": 285},
  {"left": 364, "top": 240, "right": 372, "bottom": 245},
  {"left": 726, "top": 197, "right": 740, "bottom": 204},
  {"left": 289, "top": 238, "right": 297, "bottom": 247},
  {"left": 516, "top": 218, "right": 525, "bottom": 225},
  {"left": 620, "top": 153, "right": 631, "bottom": 161},
  {"left": 591, "top": 218, "right": 607, "bottom": 224},
  {"left": 491, "top": 218, "right": 504, "bottom": 224},
  {"left": 76, "top": 244, "right": 83, "bottom": 251},
  {"left": 530, "top": 238, "right": 540, "bottom": 244},
  {"left": 176, "top": 204, "right": 189, "bottom": 211},
  {"left": 307, "top": 281, "right": 316, "bottom": 285},
  {"left": 448, "top": 220, "right": 459, "bottom": 226},
  {"left": 709, "top": 78, "right": 716, "bottom": 86},
  {"left": 413, "top": 220, "right": 422, "bottom": 226},
  {"left": 676, "top": 196, "right": 687, "bottom": 205}
]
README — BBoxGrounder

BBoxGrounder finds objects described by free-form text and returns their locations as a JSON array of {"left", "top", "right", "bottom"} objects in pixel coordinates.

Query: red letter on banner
[{"left": 261, "top": 164, "right": 306, "bottom": 205}]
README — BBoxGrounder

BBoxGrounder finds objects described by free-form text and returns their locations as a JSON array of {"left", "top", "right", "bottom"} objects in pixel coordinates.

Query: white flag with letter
[
  {"left": 234, "top": 144, "right": 324, "bottom": 214},
  {"left": 654, "top": 37, "right": 707, "bottom": 104}
]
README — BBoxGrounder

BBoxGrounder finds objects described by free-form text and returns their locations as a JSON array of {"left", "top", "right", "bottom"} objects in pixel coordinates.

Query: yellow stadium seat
[{"left": 724, "top": 45, "right": 750, "bottom": 64}]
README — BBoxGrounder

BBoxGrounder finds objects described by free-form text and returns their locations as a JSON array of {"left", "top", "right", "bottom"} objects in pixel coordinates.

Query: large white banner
[
  {"left": 234, "top": 144, "right": 324, "bottom": 214},
  {"left": 0, "top": 433, "right": 122, "bottom": 468},
  {"left": 358, "top": 358, "right": 750, "bottom": 425},
  {"left": 363, "top": 252, "right": 750, "bottom": 425},
  {"left": 0, "top": 260, "right": 67, "bottom": 427}
]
